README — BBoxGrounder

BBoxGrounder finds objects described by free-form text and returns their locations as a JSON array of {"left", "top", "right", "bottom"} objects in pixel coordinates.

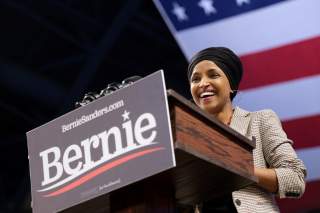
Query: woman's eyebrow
[
  {"left": 207, "top": 68, "right": 218, "bottom": 73},
  {"left": 191, "top": 72, "right": 200, "bottom": 77}
]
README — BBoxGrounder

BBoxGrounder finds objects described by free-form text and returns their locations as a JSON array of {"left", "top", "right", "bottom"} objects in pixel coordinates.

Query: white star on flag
[
  {"left": 198, "top": 0, "right": 217, "bottom": 15},
  {"left": 122, "top": 110, "right": 130, "bottom": 121},
  {"left": 172, "top": 2, "right": 188, "bottom": 21},
  {"left": 236, "top": 0, "right": 250, "bottom": 6}
]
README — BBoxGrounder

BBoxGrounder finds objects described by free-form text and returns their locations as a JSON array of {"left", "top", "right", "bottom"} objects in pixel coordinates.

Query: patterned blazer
[{"left": 229, "top": 107, "right": 307, "bottom": 213}]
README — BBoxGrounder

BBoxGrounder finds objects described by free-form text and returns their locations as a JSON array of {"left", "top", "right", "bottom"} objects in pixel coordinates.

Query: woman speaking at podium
[{"left": 187, "top": 47, "right": 306, "bottom": 213}]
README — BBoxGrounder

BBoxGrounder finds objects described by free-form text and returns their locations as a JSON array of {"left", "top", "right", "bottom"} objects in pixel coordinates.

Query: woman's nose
[{"left": 199, "top": 78, "right": 210, "bottom": 87}]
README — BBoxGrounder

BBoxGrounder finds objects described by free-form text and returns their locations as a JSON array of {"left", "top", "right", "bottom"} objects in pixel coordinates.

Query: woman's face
[{"left": 190, "top": 60, "right": 232, "bottom": 114}]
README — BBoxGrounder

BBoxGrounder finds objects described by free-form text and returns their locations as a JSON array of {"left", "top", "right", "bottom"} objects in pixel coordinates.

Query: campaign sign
[{"left": 26, "top": 70, "right": 175, "bottom": 213}]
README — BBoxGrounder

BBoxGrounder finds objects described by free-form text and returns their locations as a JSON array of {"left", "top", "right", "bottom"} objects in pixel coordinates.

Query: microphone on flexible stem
[
  {"left": 121, "top": 76, "right": 142, "bottom": 87},
  {"left": 75, "top": 92, "right": 100, "bottom": 108},
  {"left": 75, "top": 76, "right": 142, "bottom": 108},
  {"left": 99, "top": 82, "right": 121, "bottom": 97}
]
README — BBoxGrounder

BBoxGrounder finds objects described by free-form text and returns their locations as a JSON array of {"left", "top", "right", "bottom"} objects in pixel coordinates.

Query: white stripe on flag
[
  {"left": 233, "top": 75, "right": 320, "bottom": 121},
  {"left": 176, "top": 0, "right": 320, "bottom": 59},
  {"left": 297, "top": 146, "right": 320, "bottom": 182}
]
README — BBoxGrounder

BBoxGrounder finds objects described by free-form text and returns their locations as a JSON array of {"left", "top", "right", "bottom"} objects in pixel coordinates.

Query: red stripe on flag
[
  {"left": 239, "top": 36, "right": 320, "bottom": 90},
  {"left": 282, "top": 115, "right": 320, "bottom": 149},
  {"left": 277, "top": 180, "right": 320, "bottom": 213}
]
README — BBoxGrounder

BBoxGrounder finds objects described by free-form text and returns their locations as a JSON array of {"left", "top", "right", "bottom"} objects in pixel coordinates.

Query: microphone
[
  {"left": 75, "top": 76, "right": 142, "bottom": 108},
  {"left": 99, "top": 82, "right": 121, "bottom": 97},
  {"left": 75, "top": 92, "right": 100, "bottom": 108},
  {"left": 121, "top": 76, "right": 142, "bottom": 87}
]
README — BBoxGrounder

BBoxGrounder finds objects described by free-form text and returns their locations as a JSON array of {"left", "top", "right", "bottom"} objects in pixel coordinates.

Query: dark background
[{"left": 0, "top": 1, "right": 190, "bottom": 212}]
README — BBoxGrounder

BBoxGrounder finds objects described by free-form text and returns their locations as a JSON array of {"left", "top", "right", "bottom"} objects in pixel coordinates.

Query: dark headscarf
[{"left": 187, "top": 47, "right": 243, "bottom": 100}]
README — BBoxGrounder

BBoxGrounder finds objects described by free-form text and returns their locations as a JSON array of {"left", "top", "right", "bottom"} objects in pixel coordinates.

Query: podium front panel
[{"left": 26, "top": 70, "right": 175, "bottom": 213}]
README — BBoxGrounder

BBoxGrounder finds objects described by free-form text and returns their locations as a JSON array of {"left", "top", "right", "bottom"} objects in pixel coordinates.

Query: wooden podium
[{"left": 62, "top": 89, "right": 256, "bottom": 213}]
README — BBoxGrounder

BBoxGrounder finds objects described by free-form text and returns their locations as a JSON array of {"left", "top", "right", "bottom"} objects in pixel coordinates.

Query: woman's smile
[{"left": 199, "top": 90, "right": 216, "bottom": 103}]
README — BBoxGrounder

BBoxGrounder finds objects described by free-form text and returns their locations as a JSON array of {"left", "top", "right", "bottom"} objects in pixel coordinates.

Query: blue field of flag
[{"left": 156, "top": 0, "right": 287, "bottom": 31}]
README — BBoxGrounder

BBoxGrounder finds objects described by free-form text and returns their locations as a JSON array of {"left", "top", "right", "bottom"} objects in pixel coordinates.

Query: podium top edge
[{"left": 166, "top": 89, "right": 255, "bottom": 149}]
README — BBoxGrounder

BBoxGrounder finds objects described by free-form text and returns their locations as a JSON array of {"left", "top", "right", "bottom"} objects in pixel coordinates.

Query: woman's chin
[{"left": 200, "top": 103, "right": 219, "bottom": 114}]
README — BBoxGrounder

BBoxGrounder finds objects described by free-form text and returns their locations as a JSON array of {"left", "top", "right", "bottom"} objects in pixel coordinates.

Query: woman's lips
[
  {"left": 200, "top": 95, "right": 215, "bottom": 103},
  {"left": 199, "top": 91, "right": 216, "bottom": 103},
  {"left": 199, "top": 91, "right": 215, "bottom": 98}
]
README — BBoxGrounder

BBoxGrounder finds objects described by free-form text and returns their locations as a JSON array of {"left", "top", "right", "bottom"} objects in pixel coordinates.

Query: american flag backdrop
[{"left": 153, "top": 0, "right": 320, "bottom": 212}]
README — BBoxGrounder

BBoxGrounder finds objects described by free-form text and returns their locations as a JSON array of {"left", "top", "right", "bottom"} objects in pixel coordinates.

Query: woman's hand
[{"left": 254, "top": 167, "right": 279, "bottom": 193}]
